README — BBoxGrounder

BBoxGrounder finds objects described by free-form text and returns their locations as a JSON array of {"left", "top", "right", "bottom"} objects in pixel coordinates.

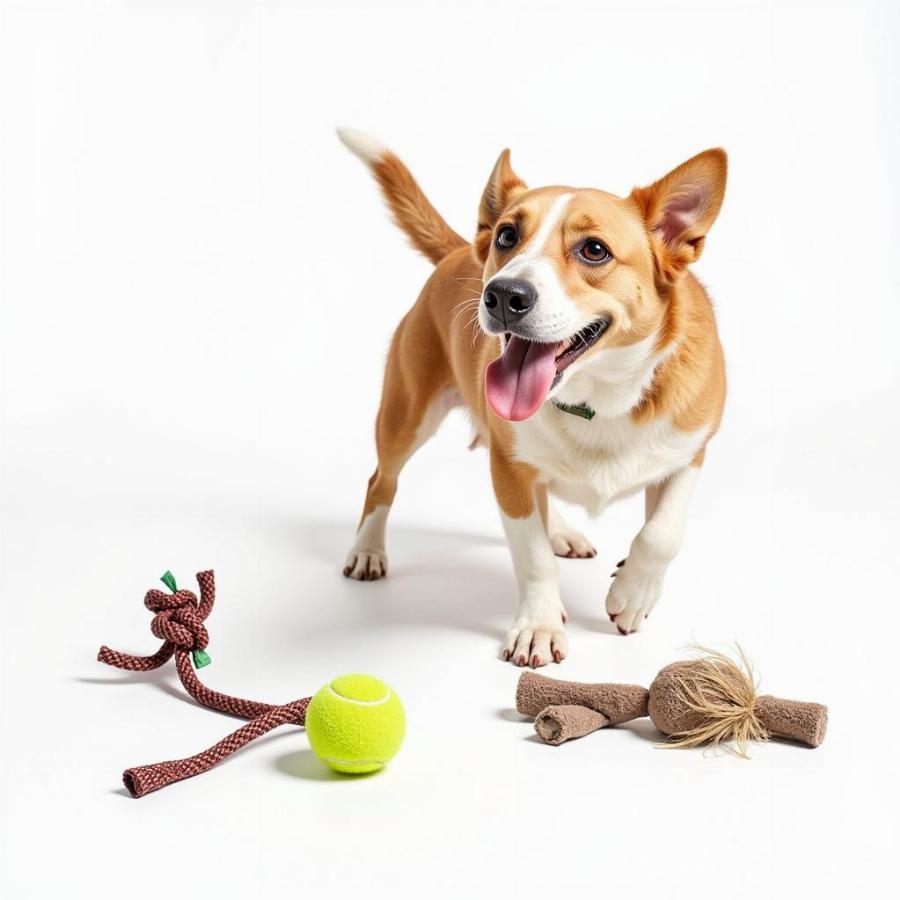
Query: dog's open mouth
[
  {"left": 553, "top": 318, "right": 610, "bottom": 375},
  {"left": 486, "top": 318, "right": 610, "bottom": 422}
]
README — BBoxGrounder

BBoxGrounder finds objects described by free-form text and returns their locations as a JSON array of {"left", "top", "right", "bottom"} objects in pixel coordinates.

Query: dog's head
[{"left": 475, "top": 149, "right": 727, "bottom": 421}]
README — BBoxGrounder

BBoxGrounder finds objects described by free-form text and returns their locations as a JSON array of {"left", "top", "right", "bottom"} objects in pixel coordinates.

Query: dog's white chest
[{"left": 511, "top": 405, "right": 706, "bottom": 514}]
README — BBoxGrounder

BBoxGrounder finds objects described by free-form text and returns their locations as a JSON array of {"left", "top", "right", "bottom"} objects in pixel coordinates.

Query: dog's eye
[
  {"left": 496, "top": 225, "right": 518, "bottom": 250},
  {"left": 579, "top": 239, "right": 612, "bottom": 264}
]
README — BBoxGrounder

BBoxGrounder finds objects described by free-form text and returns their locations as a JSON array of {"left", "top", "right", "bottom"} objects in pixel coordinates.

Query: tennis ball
[{"left": 305, "top": 673, "right": 405, "bottom": 774}]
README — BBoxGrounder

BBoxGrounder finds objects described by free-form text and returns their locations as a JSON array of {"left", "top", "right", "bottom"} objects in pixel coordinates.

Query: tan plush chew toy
[{"left": 516, "top": 648, "right": 827, "bottom": 754}]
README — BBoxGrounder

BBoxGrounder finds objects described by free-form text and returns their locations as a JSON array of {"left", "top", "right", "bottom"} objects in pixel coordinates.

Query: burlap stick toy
[
  {"left": 517, "top": 647, "right": 827, "bottom": 754},
  {"left": 98, "top": 570, "right": 311, "bottom": 797}
]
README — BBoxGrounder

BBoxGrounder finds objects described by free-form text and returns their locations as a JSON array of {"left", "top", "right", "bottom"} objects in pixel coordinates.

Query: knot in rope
[
  {"left": 97, "top": 569, "right": 216, "bottom": 672},
  {"left": 144, "top": 588, "right": 209, "bottom": 653}
]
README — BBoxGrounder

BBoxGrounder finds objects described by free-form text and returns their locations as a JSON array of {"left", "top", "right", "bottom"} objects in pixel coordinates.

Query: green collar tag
[{"left": 553, "top": 400, "right": 596, "bottom": 421}]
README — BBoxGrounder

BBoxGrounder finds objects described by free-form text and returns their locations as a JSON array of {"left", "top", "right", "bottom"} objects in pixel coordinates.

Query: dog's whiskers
[
  {"left": 465, "top": 310, "right": 485, "bottom": 348},
  {"left": 452, "top": 299, "right": 480, "bottom": 326},
  {"left": 451, "top": 296, "right": 480, "bottom": 313}
]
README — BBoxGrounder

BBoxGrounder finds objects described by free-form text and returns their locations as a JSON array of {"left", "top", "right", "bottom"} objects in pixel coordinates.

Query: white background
[{"left": 2, "top": 0, "right": 899, "bottom": 896}]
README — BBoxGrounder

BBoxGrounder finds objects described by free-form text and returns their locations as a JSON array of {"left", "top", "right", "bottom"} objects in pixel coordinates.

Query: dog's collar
[{"left": 553, "top": 400, "right": 596, "bottom": 421}]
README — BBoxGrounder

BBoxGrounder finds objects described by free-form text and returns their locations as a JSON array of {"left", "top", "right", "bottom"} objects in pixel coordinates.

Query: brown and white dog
[{"left": 337, "top": 129, "right": 727, "bottom": 667}]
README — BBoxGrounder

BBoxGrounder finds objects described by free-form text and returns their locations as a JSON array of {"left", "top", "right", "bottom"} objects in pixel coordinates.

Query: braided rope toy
[{"left": 98, "top": 570, "right": 311, "bottom": 797}]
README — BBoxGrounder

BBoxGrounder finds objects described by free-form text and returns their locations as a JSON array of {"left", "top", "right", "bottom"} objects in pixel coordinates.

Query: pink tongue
[{"left": 485, "top": 336, "right": 560, "bottom": 422}]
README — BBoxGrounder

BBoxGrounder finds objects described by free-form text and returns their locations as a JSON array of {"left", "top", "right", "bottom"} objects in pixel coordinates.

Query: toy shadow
[
  {"left": 77, "top": 668, "right": 197, "bottom": 709},
  {"left": 272, "top": 748, "right": 379, "bottom": 782}
]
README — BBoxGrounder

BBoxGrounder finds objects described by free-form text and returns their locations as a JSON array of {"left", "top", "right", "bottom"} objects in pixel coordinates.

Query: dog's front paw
[
  {"left": 343, "top": 549, "right": 388, "bottom": 581},
  {"left": 501, "top": 621, "right": 568, "bottom": 668},
  {"left": 605, "top": 558, "right": 664, "bottom": 634}
]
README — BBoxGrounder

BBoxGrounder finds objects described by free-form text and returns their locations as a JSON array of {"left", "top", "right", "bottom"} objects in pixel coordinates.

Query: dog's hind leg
[
  {"left": 546, "top": 500, "right": 597, "bottom": 559},
  {"left": 344, "top": 316, "right": 456, "bottom": 581}
]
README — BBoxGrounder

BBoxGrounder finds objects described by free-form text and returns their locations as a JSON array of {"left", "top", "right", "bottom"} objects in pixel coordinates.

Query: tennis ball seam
[
  {"left": 326, "top": 685, "right": 392, "bottom": 706},
  {"left": 321, "top": 756, "right": 387, "bottom": 768}
]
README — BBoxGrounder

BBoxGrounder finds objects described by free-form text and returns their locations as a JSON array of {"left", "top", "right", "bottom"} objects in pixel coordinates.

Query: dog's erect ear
[
  {"left": 630, "top": 149, "right": 727, "bottom": 283},
  {"left": 475, "top": 149, "right": 527, "bottom": 261}
]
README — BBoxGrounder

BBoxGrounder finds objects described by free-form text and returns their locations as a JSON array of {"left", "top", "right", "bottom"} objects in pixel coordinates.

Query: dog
[{"left": 337, "top": 129, "right": 726, "bottom": 667}]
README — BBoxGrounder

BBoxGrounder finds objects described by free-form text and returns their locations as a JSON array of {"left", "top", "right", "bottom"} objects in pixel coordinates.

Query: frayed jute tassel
[{"left": 657, "top": 645, "right": 768, "bottom": 757}]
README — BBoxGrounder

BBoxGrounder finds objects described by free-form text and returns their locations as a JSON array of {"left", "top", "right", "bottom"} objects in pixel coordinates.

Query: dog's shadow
[
  {"left": 281, "top": 519, "right": 512, "bottom": 639},
  {"left": 257, "top": 516, "right": 618, "bottom": 641}
]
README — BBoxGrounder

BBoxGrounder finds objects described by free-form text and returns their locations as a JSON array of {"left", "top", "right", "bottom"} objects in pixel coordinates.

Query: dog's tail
[{"left": 337, "top": 128, "right": 468, "bottom": 266}]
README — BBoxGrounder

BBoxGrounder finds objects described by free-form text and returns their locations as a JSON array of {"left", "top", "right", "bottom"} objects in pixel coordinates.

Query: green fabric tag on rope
[{"left": 160, "top": 570, "right": 178, "bottom": 593}]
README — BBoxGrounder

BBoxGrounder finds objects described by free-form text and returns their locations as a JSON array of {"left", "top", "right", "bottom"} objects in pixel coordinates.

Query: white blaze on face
[
  {"left": 481, "top": 192, "right": 600, "bottom": 422},
  {"left": 510, "top": 192, "right": 574, "bottom": 264},
  {"left": 480, "top": 192, "right": 595, "bottom": 342},
  {"left": 482, "top": 192, "right": 600, "bottom": 422}
]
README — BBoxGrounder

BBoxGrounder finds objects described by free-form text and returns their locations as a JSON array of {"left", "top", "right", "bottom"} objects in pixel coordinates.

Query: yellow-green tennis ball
[{"left": 305, "top": 674, "right": 405, "bottom": 774}]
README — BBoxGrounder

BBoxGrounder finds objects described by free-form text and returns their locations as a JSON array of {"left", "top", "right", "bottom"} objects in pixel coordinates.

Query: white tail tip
[{"left": 337, "top": 127, "right": 388, "bottom": 166}]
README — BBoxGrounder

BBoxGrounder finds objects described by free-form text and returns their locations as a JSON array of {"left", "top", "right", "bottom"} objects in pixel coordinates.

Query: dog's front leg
[
  {"left": 492, "top": 448, "right": 567, "bottom": 667},
  {"left": 606, "top": 463, "right": 701, "bottom": 634}
]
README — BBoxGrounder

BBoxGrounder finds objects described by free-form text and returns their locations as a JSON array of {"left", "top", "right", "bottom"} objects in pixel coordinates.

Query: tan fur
[
  {"left": 371, "top": 151, "right": 468, "bottom": 265},
  {"left": 475, "top": 149, "right": 528, "bottom": 260},
  {"left": 359, "top": 244, "right": 526, "bottom": 519},
  {"left": 633, "top": 273, "right": 726, "bottom": 435}
]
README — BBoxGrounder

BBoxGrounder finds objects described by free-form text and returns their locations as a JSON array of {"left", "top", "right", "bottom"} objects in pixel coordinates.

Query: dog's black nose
[{"left": 483, "top": 278, "right": 537, "bottom": 328}]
